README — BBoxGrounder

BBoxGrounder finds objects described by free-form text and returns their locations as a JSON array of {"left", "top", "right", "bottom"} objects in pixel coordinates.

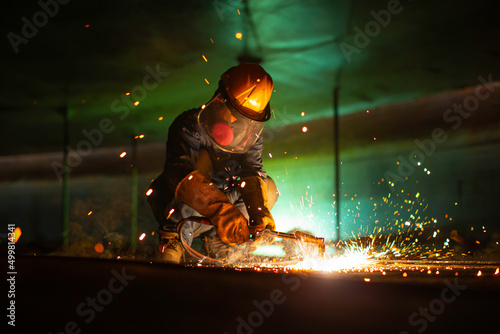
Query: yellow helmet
[{"left": 220, "top": 63, "right": 273, "bottom": 121}]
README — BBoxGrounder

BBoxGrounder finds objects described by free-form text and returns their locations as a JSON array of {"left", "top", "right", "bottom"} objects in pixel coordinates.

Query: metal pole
[
  {"left": 332, "top": 0, "right": 353, "bottom": 243},
  {"left": 61, "top": 106, "right": 70, "bottom": 246},
  {"left": 130, "top": 137, "right": 138, "bottom": 250},
  {"left": 333, "top": 81, "right": 341, "bottom": 243}
]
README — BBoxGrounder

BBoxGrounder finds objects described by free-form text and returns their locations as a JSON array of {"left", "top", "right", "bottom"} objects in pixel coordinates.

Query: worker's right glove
[{"left": 175, "top": 170, "right": 250, "bottom": 245}]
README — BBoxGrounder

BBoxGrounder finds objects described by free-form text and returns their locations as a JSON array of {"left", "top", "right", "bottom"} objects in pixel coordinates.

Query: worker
[{"left": 147, "top": 63, "right": 279, "bottom": 264}]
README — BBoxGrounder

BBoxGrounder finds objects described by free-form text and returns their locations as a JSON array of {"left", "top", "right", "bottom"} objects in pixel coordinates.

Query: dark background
[{"left": 1, "top": 0, "right": 499, "bottom": 251}]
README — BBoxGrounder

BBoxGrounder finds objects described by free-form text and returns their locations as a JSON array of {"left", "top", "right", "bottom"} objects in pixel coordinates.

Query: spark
[
  {"left": 477, "top": 270, "right": 482, "bottom": 276},
  {"left": 235, "top": 32, "right": 243, "bottom": 40},
  {"left": 269, "top": 153, "right": 273, "bottom": 158},
  {"left": 10, "top": 227, "right": 22, "bottom": 243},
  {"left": 119, "top": 152, "right": 127, "bottom": 158},
  {"left": 202, "top": 55, "right": 208, "bottom": 62},
  {"left": 139, "top": 233, "right": 146, "bottom": 241},
  {"left": 84, "top": 24, "right": 90, "bottom": 28},
  {"left": 301, "top": 111, "right": 305, "bottom": 116},
  {"left": 495, "top": 268, "right": 499, "bottom": 275},
  {"left": 87, "top": 211, "right": 93, "bottom": 216},
  {"left": 125, "top": 92, "right": 130, "bottom": 96},
  {"left": 302, "top": 126, "right": 308, "bottom": 133},
  {"left": 134, "top": 101, "right": 140, "bottom": 106},
  {"left": 204, "top": 78, "right": 210, "bottom": 85},
  {"left": 146, "top": 189, "right": 153, "bottom": 196},
  {"left": 158, "top": 116, "right": 163, "bottom": 121}
]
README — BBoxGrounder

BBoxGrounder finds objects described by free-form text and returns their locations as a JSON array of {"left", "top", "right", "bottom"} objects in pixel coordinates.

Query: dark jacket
[{"left": 148, "top": 108, "right": 267, "bottom": 225}]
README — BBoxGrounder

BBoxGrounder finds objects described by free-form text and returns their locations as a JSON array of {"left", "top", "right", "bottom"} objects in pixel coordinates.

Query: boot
[{"left": 157, "top": 229, "right": 184, "bottom": 264}]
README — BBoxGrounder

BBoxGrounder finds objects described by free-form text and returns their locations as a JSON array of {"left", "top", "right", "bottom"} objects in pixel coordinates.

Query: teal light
[{"left": 252, "top": 244, "right": 286, "bottom": 257}]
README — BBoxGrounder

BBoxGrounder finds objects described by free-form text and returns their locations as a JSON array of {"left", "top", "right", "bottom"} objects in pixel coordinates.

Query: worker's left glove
[{"left": 239, "top": 176, "right": 276, "bottom": 234}]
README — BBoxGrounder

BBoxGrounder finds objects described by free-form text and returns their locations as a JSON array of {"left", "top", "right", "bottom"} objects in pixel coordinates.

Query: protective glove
[
  {"left": 239, "top": 176, "right": 276, "bottom": 234},
  {"left": 175, "top": 170, "right": 250, "bottom": 244}
]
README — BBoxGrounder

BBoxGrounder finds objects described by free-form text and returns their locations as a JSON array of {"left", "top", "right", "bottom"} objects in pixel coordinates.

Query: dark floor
[{"left": 7, "top": 255, "right": 500, "bottom": 334}]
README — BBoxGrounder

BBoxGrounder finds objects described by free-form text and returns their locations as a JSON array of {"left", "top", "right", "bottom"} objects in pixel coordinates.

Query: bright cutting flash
[{"left": 289, "top": 244, "right": 374, "bottom": 272}]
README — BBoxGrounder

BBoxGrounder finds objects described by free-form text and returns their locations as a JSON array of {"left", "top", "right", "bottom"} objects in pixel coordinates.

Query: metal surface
[{"left": 11, "top": 255, "right": 500, "bottom": 333}]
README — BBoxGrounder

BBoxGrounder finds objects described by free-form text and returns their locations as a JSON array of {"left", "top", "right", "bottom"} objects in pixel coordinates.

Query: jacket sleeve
[
  {"left": 237, "top": 135, "right": 267, "bottom": 181},
  {"left": 147, "top": 110, "right": 201, "bottom": 224}
]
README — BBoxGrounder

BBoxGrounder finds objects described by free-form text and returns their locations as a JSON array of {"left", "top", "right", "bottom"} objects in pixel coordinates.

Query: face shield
[{"left": 198, "top": 93, "right": 268, "bottom": 153}]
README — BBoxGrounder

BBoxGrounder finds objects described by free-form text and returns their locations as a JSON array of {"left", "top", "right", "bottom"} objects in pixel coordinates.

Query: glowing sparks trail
[{"left": 289, "top": 249, "right": 374, "bottom": 272}]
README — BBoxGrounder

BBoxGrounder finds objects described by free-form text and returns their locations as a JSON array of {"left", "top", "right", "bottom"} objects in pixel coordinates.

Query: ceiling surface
[{"left": 1, "top": 0, "right": 500, "bottom": 155}]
